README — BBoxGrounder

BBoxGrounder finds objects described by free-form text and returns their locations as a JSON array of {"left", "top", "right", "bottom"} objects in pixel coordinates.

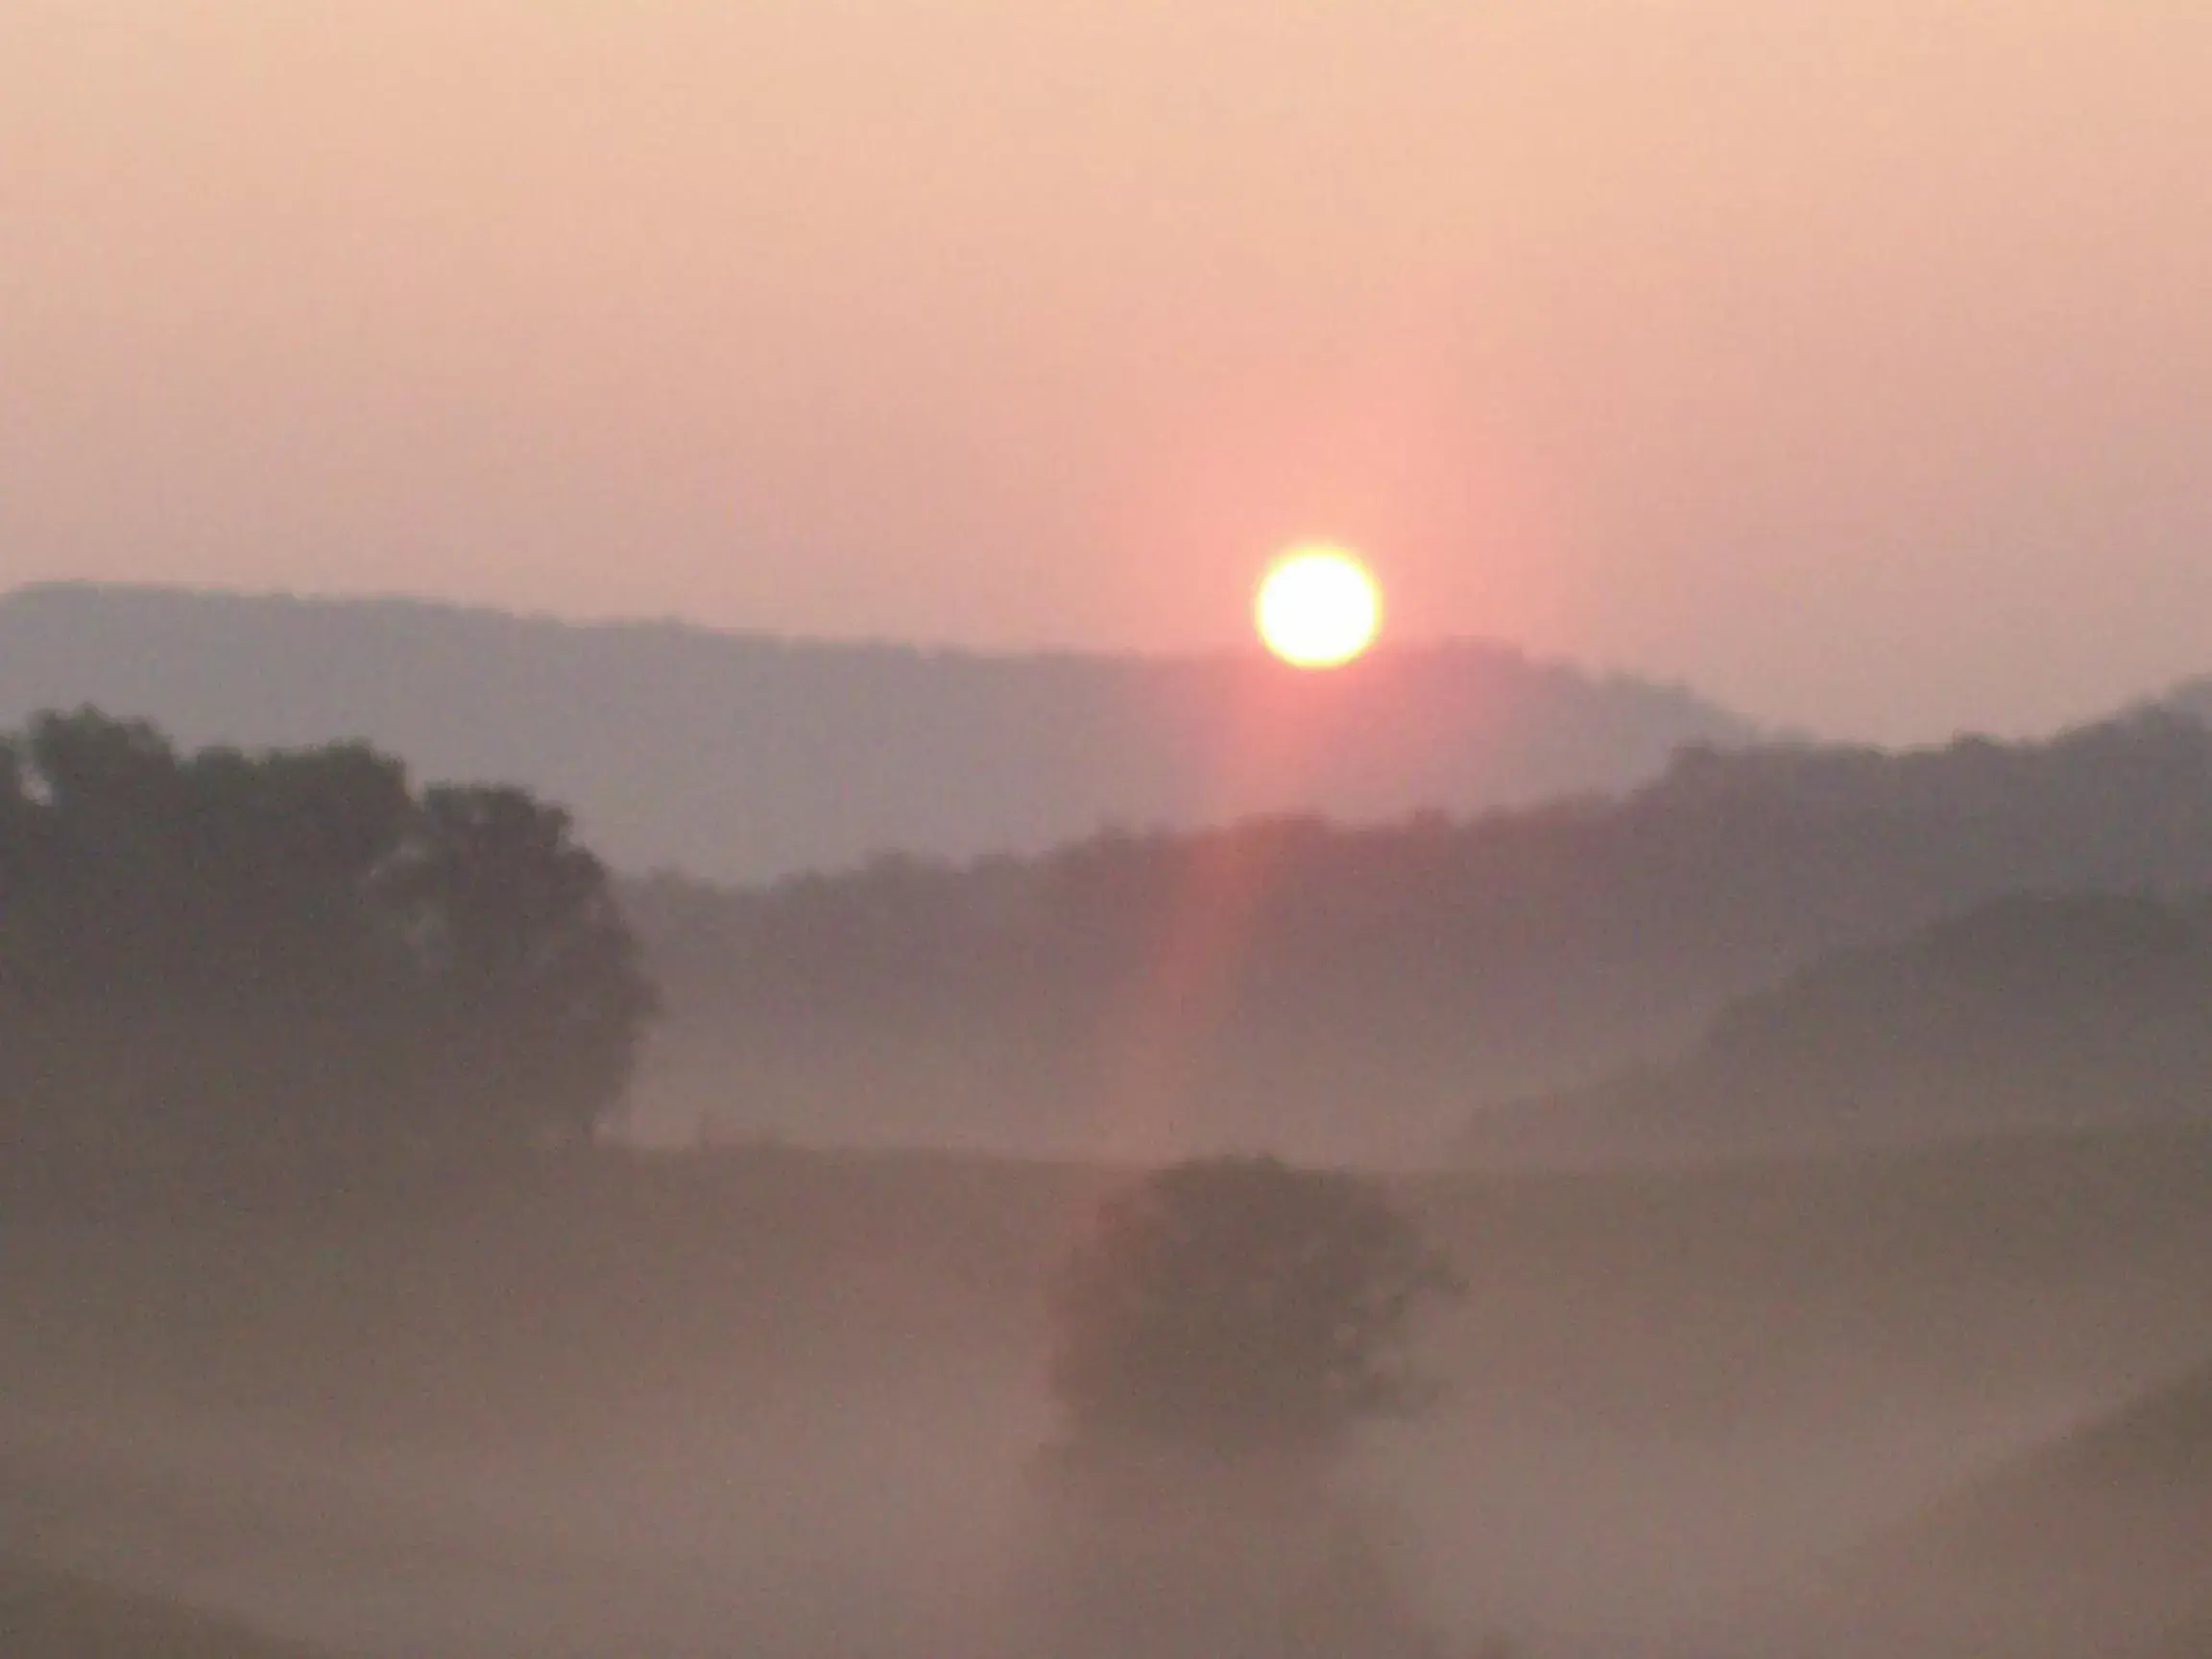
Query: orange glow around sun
[{"left": 1255, "top": 545, "right": 1382, "bottom": 668}]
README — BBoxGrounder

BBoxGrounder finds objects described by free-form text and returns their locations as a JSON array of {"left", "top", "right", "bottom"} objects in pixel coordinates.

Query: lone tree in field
[
  {"left": 1047, "top": 1154, "right": 1461, "bottom": 1468},
  {"left": 1032, "top": 1156, "right": 1463, "bottom": 1657}
]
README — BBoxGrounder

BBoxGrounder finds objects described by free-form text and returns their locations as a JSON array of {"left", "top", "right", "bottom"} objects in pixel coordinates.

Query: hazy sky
[{"left": 5, "top": 2, "right": 2207, "bottom": 739}]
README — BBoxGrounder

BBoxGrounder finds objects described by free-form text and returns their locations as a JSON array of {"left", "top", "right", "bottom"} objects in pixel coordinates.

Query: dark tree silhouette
[
  {"left": 1047, "top": 1155, "right": 1461, "bottom": 1467},
  {"left": 385, "top": 784, "right": 659, "bottom": 1154},
  {"left": 0, "top": 709, "right": 656, "bottom": 1181},
  {"left": 1028, "top": 1156, "right": 1463, "bottom": 1658}
]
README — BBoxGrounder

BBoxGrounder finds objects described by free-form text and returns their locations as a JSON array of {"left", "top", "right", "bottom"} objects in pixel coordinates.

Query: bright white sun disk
[{"left": 1255, "top": 547, "right": 1382, "bottom": 668}]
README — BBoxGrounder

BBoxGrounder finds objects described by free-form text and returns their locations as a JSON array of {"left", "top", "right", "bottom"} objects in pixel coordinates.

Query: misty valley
[
  {"left": 2, "top": 682, "right": 2210, "bottom": 1659},
  {"left": 12, "top": 1, "right": 2212, "bottom": 1649}
]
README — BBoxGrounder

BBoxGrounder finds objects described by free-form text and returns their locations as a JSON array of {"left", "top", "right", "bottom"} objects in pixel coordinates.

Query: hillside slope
[
  {"left": 1457, "top": 892, "right": 2212, "bottom": 1167},
  {"left": 2140, "top": 1613, "right": 2212, "bottom": 1659},
  {"left": 628, "top": 713, "right": 2212, "bottom": 1158},
  {"left": 2152, "top": 675, "right": 2212, "bottom": 730},
  {"left": 0, "top": 583, "right": 1752, "bottom": 882},
  {"left": 0, "top": 1557, "right": 335, "bottom": 1659},
  {"left": 1810, "top": 1358, "right": 2212, "bottom": 1657}
]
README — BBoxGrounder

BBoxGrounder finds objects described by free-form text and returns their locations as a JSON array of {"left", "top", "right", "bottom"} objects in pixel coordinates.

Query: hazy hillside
[
  {"left": 0, "top": 583, "right": 1753, "bottom": 883},
  {"left": 626, "top": 712, "right": 2212, "bottom": 1160},
  {"left": 2142, "top": 1613, "right": 2212, "bottom": 1659},
  {"left": 2153, "top": 675, "right": 2212, "bottom": 729},
  {"left": 1806, "top": 1357, "right": 2212, "bottom": 1657},
  {"left": 0, "top": 1556, "right": 334, "bottom": 1659},
  {"left": 1458, "top": 892, "right": 2212, "bottom": 1167}
]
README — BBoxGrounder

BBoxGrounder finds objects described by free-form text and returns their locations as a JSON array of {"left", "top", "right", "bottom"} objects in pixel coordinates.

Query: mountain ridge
[{"left": 0, "top": 582, "right": 1757, "bottom": 883}]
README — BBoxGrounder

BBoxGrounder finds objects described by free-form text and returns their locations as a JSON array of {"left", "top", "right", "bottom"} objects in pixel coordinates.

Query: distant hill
[
  {"left": 0, "top": 583, "right": 1754, "bottom": 882},
  {"left": 1457, "top": 892, "right": 2212, "bottom": 1167},
  {"left": 625, "top": 712, "right": 2212, "bottom": 1160}
]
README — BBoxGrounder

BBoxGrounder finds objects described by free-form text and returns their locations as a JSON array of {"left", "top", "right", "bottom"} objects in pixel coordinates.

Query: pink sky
[{"left": 4, "top": 2, "right": 2208, "bottom": 739}]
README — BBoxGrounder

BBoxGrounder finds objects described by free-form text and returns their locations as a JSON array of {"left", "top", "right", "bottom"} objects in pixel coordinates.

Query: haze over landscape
[{"left": 6, "top": 4, "right": 2212, "bottom": 1657}]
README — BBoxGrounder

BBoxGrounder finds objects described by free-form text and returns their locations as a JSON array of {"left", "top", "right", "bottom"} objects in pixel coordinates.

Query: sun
[{"left": 1255, "top": 545, "right": 1382, "bottom": 669}]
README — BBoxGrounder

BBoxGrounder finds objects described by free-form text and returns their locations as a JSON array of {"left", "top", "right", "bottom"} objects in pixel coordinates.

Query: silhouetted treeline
[
  {"left": 0, "top": 709, "right": 654, "bottom": 1189},
  {"left": 626, "top": 711, "right": 2212, "bottom": 1160},
  {"left": 1462, "top": 891, "right": 2212, "bottom": 1166}
]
